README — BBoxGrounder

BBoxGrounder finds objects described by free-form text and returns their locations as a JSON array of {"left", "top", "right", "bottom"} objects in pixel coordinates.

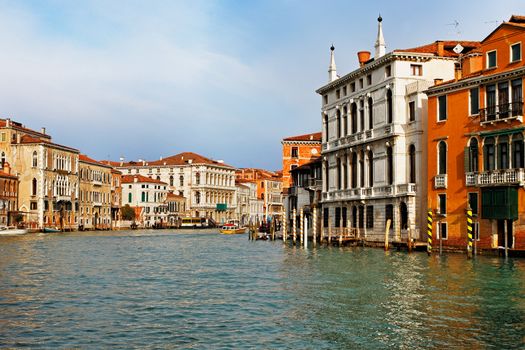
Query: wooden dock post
[
  {"left": 313, "top": 206, "right": 317, "bottom": 247},
  {"left": 504, "top": 219, "right": 508, "bottom": 259},
  {"left": 299, "top": 208, "right": 304, "bottom": 245},
  {"left": 292, "top": 208, "right": 297, "bottom": 244},
  {"left": 282, "top": 210, "right": 287, "bottom": 242},
  {"left": 467, "top": 204, "right": 473, "bottom": 259},
  {"left": 303, "top": 215, "right": 308, "bottom": 249},
  {"left": 384, "top": 219, "right": 391, "bottom": 251},
  {"left": 407, "top": 227, "right": 412, "bottom": 253},
  {"left": 270, "top": 219, "right": 275, "bottom": 241}
]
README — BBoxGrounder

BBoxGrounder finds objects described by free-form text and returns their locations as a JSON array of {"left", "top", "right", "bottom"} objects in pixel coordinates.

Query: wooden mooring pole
[
  {"left": 299, "top": 208, "right": 304, "bottom": 245},
  {"left": 292, "top": 208, "right": 297, "bottom": 244},
  {"left": 384, "top": 219, "right": 391, "bottom": 251},
  {"left": 282, "top": 210, "right": 287, "bottom": 242},
  {"left": 313, "top": 206, "right": 317, "bottom": 247}
]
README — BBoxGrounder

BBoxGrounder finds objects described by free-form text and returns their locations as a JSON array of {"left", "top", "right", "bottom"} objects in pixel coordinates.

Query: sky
[{"left": 0, "top": 0, "right": 523, "bottom": 170}]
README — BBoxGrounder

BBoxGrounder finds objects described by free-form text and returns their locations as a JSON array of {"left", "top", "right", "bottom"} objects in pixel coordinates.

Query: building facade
[
  {"left": 78, "top": 155, "right": 113, "bottom": 230},
  {"left": 117, "top": 152, "right": 236, "bottom": 224},
  {"left": 281, "top": 132, "right": 322, "bottom": 190},
  {"left": 426, "top": 15, "right": 525, "bottom": 251},
  {"left": 287, "top": 157, "right": 322, "bottom": 229},
  {"left": 0, "top": 163, "right": 18, "bottom": 226},
  {"left": 121, "top": 175, "right": 169, "bottom": 227},
  {"left": 317, "top": 17, "right": 479, "bottom": 242},
  {"left": 165, "top": 193, "right": 186, "bottom": 227}
]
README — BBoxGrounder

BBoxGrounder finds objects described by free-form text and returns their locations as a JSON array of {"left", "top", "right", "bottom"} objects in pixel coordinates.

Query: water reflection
[{"left": 0, "top": 232, "right": 524, "bottom": 348}]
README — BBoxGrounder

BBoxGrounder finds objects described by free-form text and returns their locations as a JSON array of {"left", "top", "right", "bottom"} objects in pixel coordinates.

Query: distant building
[
  {"left": 236, "top": 168, "right": 283, "bottom": 221},
  {"left": 165, "top": 192, "right": 186, "bottom": 227},
  {"left": 0, "top": 163, "right": 18, "bottom": 226},
  {"left": 117, "top": 152, "right": 236, "bottom": 224},
  {"left": 121, "top": 174, "right": 169, "bottom": 227},
  {"left": 110, "top": 168, "right": 122, "bottom": 229},
  {"left": 287, "top": 157, "right": 322, "bottom": 228},
  {"left": 281, "top": 132, "right": 321, "bottom": 190},
  {"left": 426, "top": 15, "right": 525, "bottom": 251},
  {"left": 317, "top": 17, "right": 479, "bottom": 243}
]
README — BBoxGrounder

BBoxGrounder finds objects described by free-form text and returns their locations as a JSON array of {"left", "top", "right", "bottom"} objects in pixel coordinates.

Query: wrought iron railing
[{"left": 480, "top": 101, "right": 523, "bottom": 124}]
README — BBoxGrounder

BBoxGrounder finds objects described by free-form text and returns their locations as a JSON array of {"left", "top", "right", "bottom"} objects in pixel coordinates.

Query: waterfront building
[
  {"left": 78, "top": 155, "right": 113, "bottom": 230},
  {"left": 110, "top": 168, "right": 122, "bottom": 229},
  {"left": 0, "top": 163, "right": 18, "bottom": 226},
  {"left": 287, "top": 157, "right": 322, "bottom": 228},
  {"left": 281, "top": 132, "right": 322, "bottom": 190},
  {"left": 121, "top": 175, "right": 169, "bottom": 227},
  {"left": 235, "top": 181, "right": 250, "bottom": 225},
  {"left": 117, "top": 152, "right": 236, "bottom": 224},
  {"left": 165, "top": 192, "right": 186, "bottom": 227},
  {"left": 0, "top": 118, "right": 79, "bottom": 229},
  {"left": 426, "top": 15, "right": 525, "bottom": 251},
  {"left": 317, "top": 17, "right": 479, "bottom": 243},
  {"left": 236, "top": 168, "right": 283, "bottom": 221}
]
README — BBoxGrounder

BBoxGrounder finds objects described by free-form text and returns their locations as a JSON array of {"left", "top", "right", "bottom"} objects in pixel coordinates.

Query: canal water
[{"left": 0, "top": 230, "right": 524, "bottom": 349}]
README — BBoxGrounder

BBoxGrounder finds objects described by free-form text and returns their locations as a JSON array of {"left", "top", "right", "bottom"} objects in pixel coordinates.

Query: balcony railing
[
  {"left": 308, "top": 179, "right": 323, "bottom": 188},
  {"left": 480, "top": 101, "right": 523, "bottom": 124},
  {"left": 477, "top": 168, "right": 525, "bottom": 186},
  {"left": 321, "top": 183, "right": 417, "bottom": 202},
  {"left": 434, "top": 174, "right": 447, "bottom": 189}
]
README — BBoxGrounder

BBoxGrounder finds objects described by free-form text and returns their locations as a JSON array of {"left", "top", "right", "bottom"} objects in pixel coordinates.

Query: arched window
[
  {"left": 359, "top": 150, "right": 364, "bottom": 187},
  {"left": 351, "top": 152, "right": 358, "bottom": 188},
  {"left": 438, "top": 141, "right": 447, "bottom": 175},
  {"left": 368, "top": 150, "right": 374, "bottom": 187},
  {"left": 336, "top": 109, "right": 341, "bottom": 138},
  {"left": 352, "top": 206, "right": 357, "bottom": 228},
  {"left": 179, "top": 175, "right": 184, "bottom": 187},
  {"left": 196, "top": 172, "right": 200, "bottom": 185},
  {"left": 400, "top": 202, "right": 408, "bottom": 230},
  {"left": 342, "top": 106, "right": 348, "bottom": 136},
  {"left": 32, "top": 178, "right": 37, "bottom": 196},
  {"left": 387, "top": 89, "right": 393, "bottom": 124},
  {"left": 359, "top": 100, "right": 365, "bottom": 132},
  {"left": 513, "top": 134, "right": 524, "bottom": 169},
  {"left": 32, "top": 151, "right": 38, "bottom": 167},
  {"left": 468, "top": 138, "right": 479, "bottom": 172},
  {"left": 368, "top": 97, "right": 373, "bottom": 130},
  {"left": 324, "top": 114, "right": 329, "bottom": 141},
  {"left": 169, "top": 175, "right": 174, "bottom": 186},
  {"left": 351, "top": 103, "right": 358, "bottom": 134},
  {"left": 498, "top": 136, "right": 509, "bottom": 169},
  {"left": 337, "top": 158, "right": 342, "bottom": 189},
  {"left": 387, "top": 146, "right": 393, "bottom": 185},
  {"left": 484, "top": 137, "right": 495, "bottom": 171},
  {"left": 409, "top": 145, "right": 416, "bottom": 183}
]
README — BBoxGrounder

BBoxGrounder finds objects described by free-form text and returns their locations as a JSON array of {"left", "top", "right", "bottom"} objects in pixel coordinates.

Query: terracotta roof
[
  {"left": 118, "top": 152, "right": 235, "bottom": 169},
  {"left": 0, "top": 118, "right": 51, "bottom": 139},
  {"left": 100, "top": 160, "right": 122, "bottom": 167},
  {"left": 79, "top": 154, "right": 112, "bottom": 168},
  {"left": 166, "top": 192, "right": 185, "bottom": 200},
  {"left": 283, "top": 132, "right": 322, "bottom": 142},
  {"left": 121, "top": 174, "right": 168, "bottom": 185},
  {"left": 395, "top": 40, "right": 480, "bottom": 57},
  {"left": 19, "top": 135, "right": 79, "bottom": 152},
  {"left": 0, "top": 170, "right": 17, "bottom": 179}
]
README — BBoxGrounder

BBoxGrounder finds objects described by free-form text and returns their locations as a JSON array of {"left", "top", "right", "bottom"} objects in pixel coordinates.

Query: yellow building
[{"left": 79, "top": 155, "right": 112, "bottom": 230}]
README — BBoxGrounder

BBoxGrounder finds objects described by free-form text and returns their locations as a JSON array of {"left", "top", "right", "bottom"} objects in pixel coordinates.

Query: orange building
[
  {"left": 236, "top": 168, "right": 283, "bottom": 219},
  {"left": 427, "top": 15, "right": 525, "bottom": 252},
  {"left": 281, "top": 132, "right": 321, "bottom": 190}
]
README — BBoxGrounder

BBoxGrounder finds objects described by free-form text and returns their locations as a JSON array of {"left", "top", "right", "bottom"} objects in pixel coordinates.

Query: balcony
[
  {"left": 465, "top": 172, "right": 477, "bottom": 186},
  {"left": 93, "top": 201, "right": 103, "bottom": 207},
  {"left": 480, "top": 101, "right": 523, "bottom": 125},
  {"left": 434, "top": 174, "right": 447, "bottom": 189},
  {"left": 477, "top": 168, "right": 525, "bottom": 186},
  {"left": 321, "top": 183, "right": 418, "bottom": 203},
  {"left": 396, "top": 183, "right": 417, "bottom": 195},
  {"left": 308, "top": 179, "right": 323, "bottom": 188}
]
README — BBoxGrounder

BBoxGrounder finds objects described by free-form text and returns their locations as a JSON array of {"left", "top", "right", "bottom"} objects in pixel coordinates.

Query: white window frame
[
  {"left": 437, "top": 95, "right": 447, "bottom": 122},
  {"left": 473, "top": 221, "right": 480, "bottom": 241},
  {"left": 510, "top": 42, "right": 522, "bottom": 63},
  {"left": 486, "top": 50, "right": 497, "bottom": 69},
  {"left": 469, "top": 87, "right": 480, "bottom": 116},
  {"left": 438, "top": 221, "right": 448, "bottom": 240},
  {"left": 438, "top": 193, "right": 447, "bottom": 216}
]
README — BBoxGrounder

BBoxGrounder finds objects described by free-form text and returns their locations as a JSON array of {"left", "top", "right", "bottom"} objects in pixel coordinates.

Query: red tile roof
[
  {"left": 116, "top": 152, "right": 235, "bottom": 169},
  {"left": 166, "top": 192, "right": 185, "bottom": 200},
  {"left": 121, "top": 174, "right": 168, "bottom": 185},
  {"left": 79, "top": 154, "right": 112, "bottom": 168},
  {"left": 395, "top": 40, "right": 480, "bottom": 57},
  {"left": 283, "top": 132, "right": 322, "bottom": 142},
  {"left": 0, "top": 170, "right": 17, "bottom": 179},
  {"left": 19, "top": 135, "right": 79, "bottom": 152},
  {"left": 0, "top": 118, "right": 51, "bottom": 139}
]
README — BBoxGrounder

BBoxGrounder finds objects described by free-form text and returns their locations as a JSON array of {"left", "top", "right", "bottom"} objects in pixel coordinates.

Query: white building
[
  {"left": 235, "top": 180, "right": 264, "bottom": 225},
  {"left": 121, "top": 174, "right": 169, "bottom": 227},
  {"left": 317, "top": 16, "right": 478, "bottom": 242},
  {"left": 117, "top": 152, "right": 237, "bottom": 224}
]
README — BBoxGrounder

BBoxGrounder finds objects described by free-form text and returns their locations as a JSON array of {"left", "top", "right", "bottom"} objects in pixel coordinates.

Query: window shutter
[{"left": 464, "top": 147, "right": 471, "bottom": 173}]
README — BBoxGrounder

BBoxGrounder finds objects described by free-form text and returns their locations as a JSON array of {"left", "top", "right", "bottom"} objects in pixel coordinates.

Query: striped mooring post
[
  {"left": 427, "top": 208, "right": 433, "bottom": 256},
  {"left": 467, "top": 205, "right": 473, "bottom": 259}
]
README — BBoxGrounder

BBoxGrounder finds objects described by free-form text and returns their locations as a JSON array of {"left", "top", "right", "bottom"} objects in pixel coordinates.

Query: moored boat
[
  {"left": 42, "top": 227, "right": 61, "bottom": 233},
  {"left": 0, "top": 227, "right": 29, "bottom": 236},
  {"left": 219, "top": 221, "right": 246, "bottom": 235}
]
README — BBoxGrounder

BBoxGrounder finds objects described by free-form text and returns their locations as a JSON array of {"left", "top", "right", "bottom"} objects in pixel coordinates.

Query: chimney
[
  {"left": 436, "top": 41, "right": 444, "bottom": 57},
  {"left": 134, "top": 176, "right": 138, "bottom": 183},
  {"left": 434, "top": 78, "right": 444, "bottom": 86},
  {"left": 41, "top": 127, "right": 46, "bottom": 134},
  {"left": 358, "top": 51, "right": 371, "bottom": 67},
  {"left": 16, "top": 133, "right": 20, "bottom": 144},
  {"left": 3, "top": 162, "right": 10, "bottom": 174},
  {"left": 454, "top": 62, "right": 462, "bottom": 80},
  {"left": 5, "top": 118, "right": 10, "bottom": 127}
]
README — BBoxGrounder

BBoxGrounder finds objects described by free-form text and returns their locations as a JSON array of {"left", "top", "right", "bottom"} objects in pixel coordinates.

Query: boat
[
  {"left": 0, "top": 226, "right": 29, "bottom": 236},
  {"left": 219, "top": 221, "right": 246, "bottom": 235},
  {"left": 42, "top": 227, "right": 61, "bottom": 233}
]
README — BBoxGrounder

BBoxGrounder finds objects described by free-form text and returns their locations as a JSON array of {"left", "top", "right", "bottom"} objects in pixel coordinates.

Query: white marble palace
[{"left": 317, "top": 16, "right": 479, "bottom": 242}]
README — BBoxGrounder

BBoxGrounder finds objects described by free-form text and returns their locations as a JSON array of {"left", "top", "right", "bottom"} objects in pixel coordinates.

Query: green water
[{"left": 0, "top": 230, "right": 524, "bottom": 349}]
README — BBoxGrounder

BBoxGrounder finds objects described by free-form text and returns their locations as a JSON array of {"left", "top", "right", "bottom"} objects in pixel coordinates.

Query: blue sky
[{"left": 0, "top": 0, "right": 523, "bottom": 169}]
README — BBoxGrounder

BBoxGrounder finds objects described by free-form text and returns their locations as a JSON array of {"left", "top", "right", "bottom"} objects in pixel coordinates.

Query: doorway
[{"left": 497, "top": 219, "right": 513, "bottom": 248}]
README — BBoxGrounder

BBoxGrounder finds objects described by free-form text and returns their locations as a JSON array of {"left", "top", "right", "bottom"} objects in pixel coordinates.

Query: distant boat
[
  {"left": 0, "top": 227, "right": 29, "bottom": 236},
  {"left": 219, "top": 221, "right": 246, "bottom": 235},
  {"left": 42, "top": 227, "right": 61, "bottom": 233}
]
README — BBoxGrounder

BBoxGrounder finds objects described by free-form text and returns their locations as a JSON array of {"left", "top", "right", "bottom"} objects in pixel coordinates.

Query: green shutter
[
  {"left": 481, "top": 187, "right": 518, "bottom": 220},
  {"left": 464, "top": 147, "right": 471, "bottom": 173}
]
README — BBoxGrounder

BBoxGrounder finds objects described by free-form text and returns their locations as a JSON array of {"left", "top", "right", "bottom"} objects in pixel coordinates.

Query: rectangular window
[
  {"left": 366, "top": 205, "right": 374, "bottom": 228},
  {"left": 470, "top": 88, "right": 479, "bottom": 115},
  {"left": 487, "top": 50, "right": 497, "bottom": 68},
  {"left": 323, "top": 208, "right": 329, "bottom": 228},
  {"left": 438, "top": 222, "right": 448, "bottom": 240},
  {"left": 30, "top": 202, "right": 37, "bottom": 210},
  {"left": 343, "top": 86, "right": 347, "bottom": 96},
  {"left": 438, "top": 95, "right": 447, "bottom": 121},
  {"left": 359, "top": 78, "right": 363, "bottom": 89},
  {"left": 0, "top": 133, "right": 5, "bottom": 142},
  {"left": 358, "top": 206, "right": 364, "bottom": 228},
  {"left": 473, "top": 222, "right": 480, "bottom": 241},
  {"left": 511, "top": 43, "right": 521, "bottom": 62},
  {"left": 323, "top": 95, "right": 328, "bottom": 105},
  {"left": 335, "top": 207, "right": 341, "bottom": 228},
  {"left": 411, "top": 64, "right": 422, "bottom": 76},
  {"left": 351, "top": 82, "right": 356, "bottom": 92},
  {"left": 367, "top": 74, "right": 372, "bottom": 85},
  {"left": 291, "top": 147, "right": 298, "bottom": 158},
  {"left": 438, "top": 193, "right": 447, "bottom": 215},
  {"left": 385, "top": 204, "right": 393, "bottom": 227},
  {"left": 336, "top": 89, "right": 340, "bottom": 99},
  {"left": 409, "top": 101, "right": 416, "bottom": 122},
  {"left": 385, "top": 65, "right": 391, "bottom": 77},
  {"left": 468, "top": 192, "right": 478, "bottom": 216}
]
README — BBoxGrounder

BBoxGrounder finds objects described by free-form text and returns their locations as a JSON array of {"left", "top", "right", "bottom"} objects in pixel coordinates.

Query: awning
[{"left": 479, "top": 127, "right": 525, "bottom": 138}]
